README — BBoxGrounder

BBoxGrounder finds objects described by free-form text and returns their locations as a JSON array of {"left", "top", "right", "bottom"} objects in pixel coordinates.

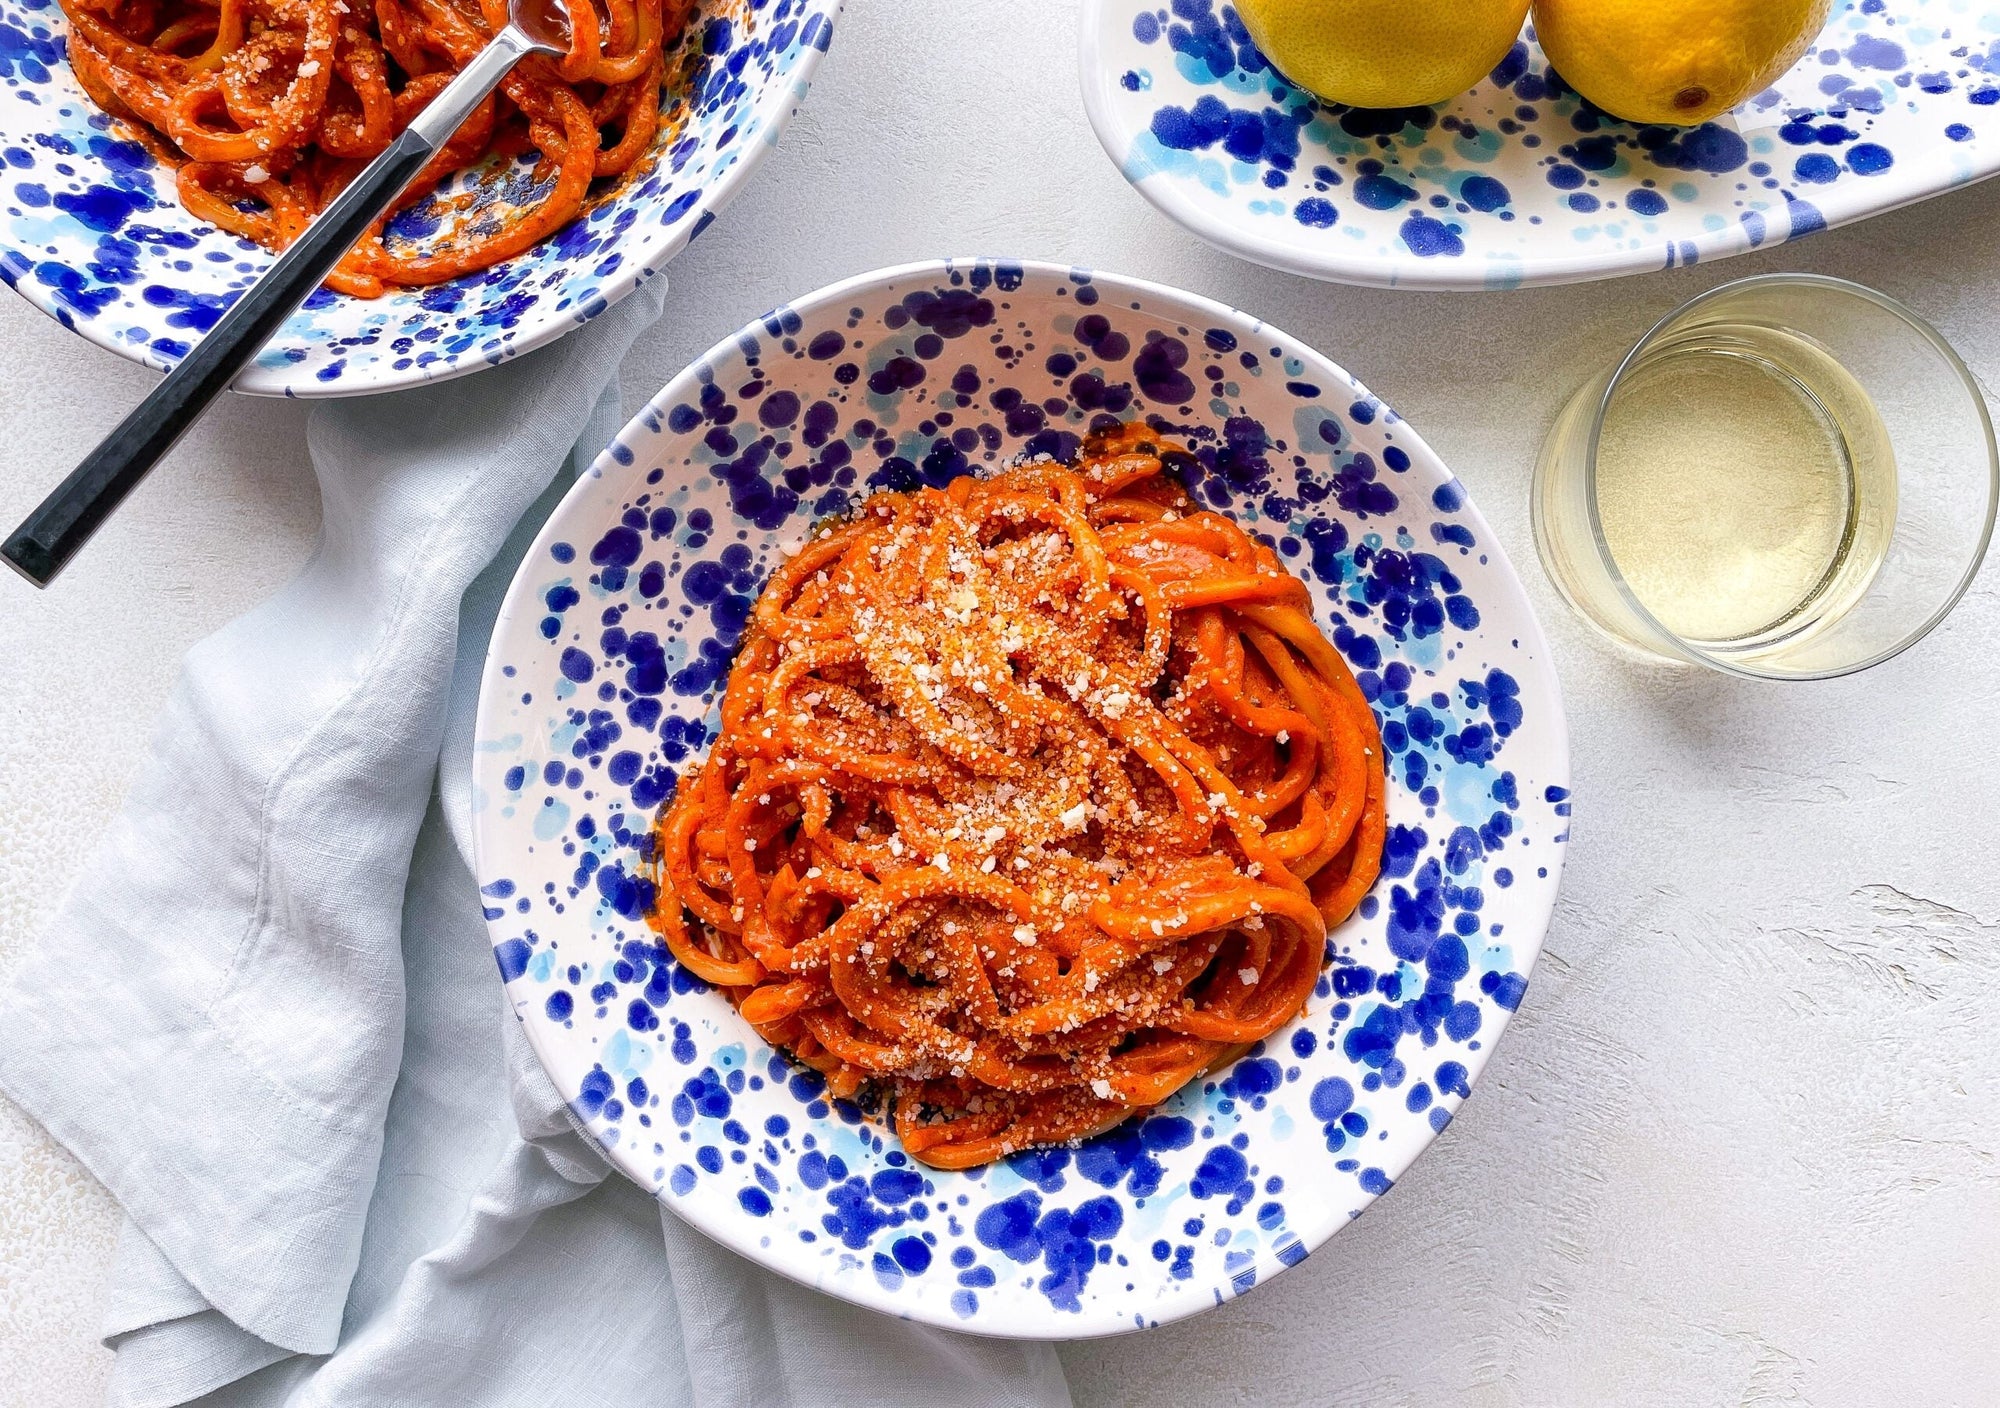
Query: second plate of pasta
[
  {"left": 472, "top": 258, "right": 1570, "bottom": 1337},
  {"left": 0, "top": 0, "right": 838, "bottom": 393}
]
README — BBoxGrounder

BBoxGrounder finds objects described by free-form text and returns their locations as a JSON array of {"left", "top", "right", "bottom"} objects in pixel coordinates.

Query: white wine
[
  {"left": 1590, "top": 323, "right": 1897, "bottom": 657},
  {"left": 1537, "top": 275, "right": 1989, "bottom": 681}
]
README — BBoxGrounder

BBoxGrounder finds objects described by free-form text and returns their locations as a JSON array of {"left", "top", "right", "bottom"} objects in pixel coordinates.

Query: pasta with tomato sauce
[
  {"left": 60, "top": 0, "right": 696, "bottom": 294},
  {"left": 650, "top": 424, "right": 1386, "bottom": 1170}
]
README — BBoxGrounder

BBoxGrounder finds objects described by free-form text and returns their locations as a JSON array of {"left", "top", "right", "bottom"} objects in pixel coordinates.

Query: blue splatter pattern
[
  {"left": 0, "top": 0, "right": 838, "bottom": 394},
  {"left": 1082, "top": 0, "right": 1999, "bottom": 289},
  {"left": 472, "top": 260, "right": 1571, "bottom": 1337}
]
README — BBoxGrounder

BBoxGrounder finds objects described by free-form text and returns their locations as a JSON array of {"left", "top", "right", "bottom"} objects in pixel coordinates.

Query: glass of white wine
[{"left": 1534, "top": 274, "right": 1997, "bottom": 679}]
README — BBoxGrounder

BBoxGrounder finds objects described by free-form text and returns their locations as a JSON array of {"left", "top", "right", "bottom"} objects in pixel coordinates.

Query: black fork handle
[
  {"left": 0, "top": 130, "right": 433, "bottom": 588},
  {"left": 2, "top": 23, "right": 541, "bottom": 588}
]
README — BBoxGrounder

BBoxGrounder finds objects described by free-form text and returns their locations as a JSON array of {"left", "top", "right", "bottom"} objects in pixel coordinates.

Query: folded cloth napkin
[{"left": 0, "top": 282, "right": 1073, "bottom": 1408}]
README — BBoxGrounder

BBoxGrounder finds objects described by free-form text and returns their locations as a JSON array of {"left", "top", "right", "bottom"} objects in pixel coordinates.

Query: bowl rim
[
  {"left": 472, "top": 255, "right": 1574, "bottom": 1337},
  {"left": 1075, "top": 0, "right": 2000, "bottom": 292},
  {"left": 0, "top": 0, "right": 842, "bottom": 399}
]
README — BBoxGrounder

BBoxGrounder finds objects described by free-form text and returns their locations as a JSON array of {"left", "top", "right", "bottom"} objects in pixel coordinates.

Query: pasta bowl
[
  {"left": 470, "top": 258, "right": 1571, "bottom": 1336},
  {"left": 0, "top": 0, "right": 837, "bottom": 395}
]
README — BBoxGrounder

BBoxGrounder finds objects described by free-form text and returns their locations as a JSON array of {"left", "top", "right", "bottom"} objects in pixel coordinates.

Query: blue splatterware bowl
[
  {"left": 471, "top": 259, "right": 1571, "bottom": 1336},
  {"left": 0, "top": 0, "right": 837, "bottom": 395},
  {"left": 1080, "top": 0, "right": 2000, "bottom": 290}
]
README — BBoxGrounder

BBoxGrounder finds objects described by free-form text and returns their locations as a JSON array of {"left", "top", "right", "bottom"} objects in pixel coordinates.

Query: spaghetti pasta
[
  {"left": 61, "top": 0, "right": 695, "bottom": 294},
  {"left": 651, "top": 425, "right": 1387, "bottom": 1169}
]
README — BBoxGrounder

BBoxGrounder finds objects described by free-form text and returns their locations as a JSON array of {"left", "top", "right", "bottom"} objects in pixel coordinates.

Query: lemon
[
  {"left": 1234, "top": 0, "right": 1533, "bottom": 110},
  {"left": 1531, "top": 0, "right": 1833, "bottom": 125}
]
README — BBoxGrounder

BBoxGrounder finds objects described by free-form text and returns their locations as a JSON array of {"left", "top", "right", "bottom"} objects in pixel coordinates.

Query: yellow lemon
[
  {"left": 1531, "top": 0, "right": 1833, "bottom": 125},
  {"left": 1234, "top": 0, "right": 1532, "bottom": 110}
]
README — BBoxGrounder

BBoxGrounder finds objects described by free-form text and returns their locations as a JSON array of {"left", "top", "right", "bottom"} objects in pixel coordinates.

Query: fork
[{"left": 1, "top": 0, "right": 577, "bottom": 588}]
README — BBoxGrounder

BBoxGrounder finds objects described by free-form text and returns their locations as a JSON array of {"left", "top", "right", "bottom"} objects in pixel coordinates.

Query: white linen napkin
[{"left": 0, "top": 282, "right": 1072, "bottom": 1408}]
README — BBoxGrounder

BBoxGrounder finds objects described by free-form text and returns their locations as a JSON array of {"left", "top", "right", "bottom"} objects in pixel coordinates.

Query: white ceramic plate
[{"left": 1081, "top": 0, "right": 2000, "bottom": 289}]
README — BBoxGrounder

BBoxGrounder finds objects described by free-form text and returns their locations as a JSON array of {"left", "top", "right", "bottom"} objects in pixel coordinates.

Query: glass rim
[{"left": 1580, "top": 271, "right": 2000, "bottom": 682}]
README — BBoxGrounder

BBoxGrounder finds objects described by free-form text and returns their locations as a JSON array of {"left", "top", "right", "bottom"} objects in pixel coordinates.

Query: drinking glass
[{"left": 1533, "top": 274, "right": 1997, "bottom": 680}]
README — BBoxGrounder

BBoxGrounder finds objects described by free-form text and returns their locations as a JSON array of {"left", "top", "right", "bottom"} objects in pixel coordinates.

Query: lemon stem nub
[{"left": 1673, "top": 85, "right": 1710, "bottom": 111}]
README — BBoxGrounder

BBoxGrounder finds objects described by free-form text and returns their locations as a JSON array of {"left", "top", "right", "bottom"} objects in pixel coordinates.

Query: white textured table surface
[{"left": 4, "top": 4, "right": 1998, "bottom": 1403}]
